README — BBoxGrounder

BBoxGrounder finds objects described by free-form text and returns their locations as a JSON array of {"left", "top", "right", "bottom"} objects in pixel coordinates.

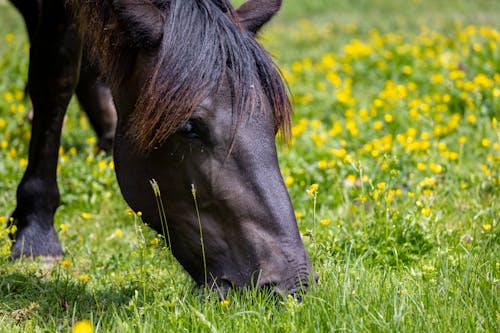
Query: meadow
[{"left": 0, "top": 0, "right": 499, "bottom": 332}]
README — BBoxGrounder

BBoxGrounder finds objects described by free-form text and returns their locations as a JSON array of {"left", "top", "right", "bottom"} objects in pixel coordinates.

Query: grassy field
[{"left": 1, "top": 0, "right": 499, "bottom": 332}]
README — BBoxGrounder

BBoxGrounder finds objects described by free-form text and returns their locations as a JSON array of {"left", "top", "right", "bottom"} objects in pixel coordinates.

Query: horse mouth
[
  {"left": 257, "top": 270, "right": 316, "bottom": 301},
  {"left": 206, "top": 272, "right": 314, "bottom": 301}
]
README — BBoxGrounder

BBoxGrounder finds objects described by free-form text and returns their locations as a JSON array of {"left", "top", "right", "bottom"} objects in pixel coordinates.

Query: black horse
[{"left": 7, "top": 0, "right": 314, "bottom": 295}]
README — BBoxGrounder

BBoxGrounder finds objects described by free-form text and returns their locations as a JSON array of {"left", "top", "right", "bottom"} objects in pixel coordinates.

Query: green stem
[{"left": 191, "top": 184, "right": 207, "bottom": 287}]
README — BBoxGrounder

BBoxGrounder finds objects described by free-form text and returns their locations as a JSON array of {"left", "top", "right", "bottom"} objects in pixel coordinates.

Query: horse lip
[
  {"left": 258, "top": 281, "right": 306, "bottom": 302},
  {"left": 209, "top": 269, "right": 315, "bottom": 301},
  {"left": 260, "top": 281, "right": 288, "bottom": 298},
  {"left": 258, "top": 275, "right": 309, "bottom": 299}
]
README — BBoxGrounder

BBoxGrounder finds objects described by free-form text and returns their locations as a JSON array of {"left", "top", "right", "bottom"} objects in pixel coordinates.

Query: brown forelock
[{"left": 68, "top": 0, "right": 291, "bottom": 153}]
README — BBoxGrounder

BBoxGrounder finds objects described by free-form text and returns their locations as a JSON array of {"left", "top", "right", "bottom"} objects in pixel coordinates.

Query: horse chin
[
  {"left": 201, "top": 266, "right": 315, "bottom": 302},
  {"left": 204, "top": 278, "right": 289, "bottom": 301}
]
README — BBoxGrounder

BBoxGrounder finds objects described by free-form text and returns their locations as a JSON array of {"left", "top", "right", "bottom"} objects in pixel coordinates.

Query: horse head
[{"left": 102, "top": 0, "right": 314, "bottom": 296}]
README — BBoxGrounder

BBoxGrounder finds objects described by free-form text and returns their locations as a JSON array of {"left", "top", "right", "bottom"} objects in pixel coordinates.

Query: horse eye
[{"left": 178, "top": 119, "right": 201, "bottom": 139}]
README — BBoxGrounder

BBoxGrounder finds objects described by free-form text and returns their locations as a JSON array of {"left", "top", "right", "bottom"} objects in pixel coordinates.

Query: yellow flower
[
  {"left": 320, "top": 219, "right": 331, "bottom": 226},
  {"left": 331, "top": 148, "right": 347, "bottom": 158},
  {"left": 291, "top": 61, "right": 302, "bottom": 73},
  {"left": 78, "top": 274, "right": 90, "bottom": 282},
  {"left": 421, "top": 207, "right": 432, "bottom": 217},
  {"left": 97, "top": 160, "right": 107, "bottom": 170},
  {"left": 73, "top": 320, "right": 94, "bottom": 333},
  {"left": 5, "top": 33, "right": 14, "bottom": 42},
  {"left": 420, "top": 177, "right": 436, "bottom": 187},
  {"left": 373, "top": 121, "right": 384, "bottom": 130},
  {"left": 310, "top": 133, "right": 327, "bottom": 147},
  {"left": 417, "top": 162, "right": 427, "bottom": 171},
  {"left": 473, "top": 73, "right": 493, "bottom": 88},
  {"left": 8, "top": 147, "right": 17, "bottom": 158},
  {"left": 220, "top": 299, "right": 230, "bottom": 306},
  {"left": 3, "top": 92, "right": 13, "bottom": 102},
  {"left": 467, "top": 114, "right": 476, "bottom": 123},
  {"left": 295, "top": 212, "right": 304, "bottom": 219},
  {"left": 343, "top": 39, "right": 373, "bottom": 57},
  {"left": 17, "top": 104, "right": 25, "bottom": 113},
  {"left": 285, "top": 176, "right": 294, "bottom": 186},
  {"left": 444, "top": 151, "right": 458, "bottom": 161},
  {"left": 61, "top": 260, "right": 71, "bottom": 268},
  {"left": 431, "top": 73, "right": 444, "bottom": 84},
  {"left": 318, "top": 160, "right": 328, "bottom": 169},
  {"left": 482, "top": 224, "right": 492, "bottom": 232},
  {"left": 429, "top": 163, "right": 443, "bottom": 174},
  {"left": 60, "top": 224, "right": 69, "bottom": 231},
  {"left": 321, "top": 53, "right": 335, "bottom": 68},
  {"left": 115, "top": 229, "right": 123, "bottom": 237},
  {"left": 402, "top": 65, "right": 413, "bottom": 75},
  {"left": 329, "top": 122, "right": 343, "bottom": 136},
  {"left": 376, "top": 182, "right": 386, "bottom": 190},
  {"left": 81, "top": 213, "right": 91, "bottom": 220},
  {"left": 306, "top": 184, "right": 319, "bottom": 196}
]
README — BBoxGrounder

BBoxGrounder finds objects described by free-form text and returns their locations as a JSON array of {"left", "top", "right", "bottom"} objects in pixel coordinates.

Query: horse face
[
  {"left": 109, "top": 0, "right": 313, "bottom": 295},
  {"left": 114, "top": 77, "right": 313, "bottom": 294}
]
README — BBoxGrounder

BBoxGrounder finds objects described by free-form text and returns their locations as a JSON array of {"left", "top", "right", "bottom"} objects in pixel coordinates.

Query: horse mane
[{"left": 68, "top": 0, "right": 291, "bottom": 152}]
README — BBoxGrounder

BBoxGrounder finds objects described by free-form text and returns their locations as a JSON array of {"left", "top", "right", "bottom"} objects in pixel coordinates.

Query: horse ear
[
  {"left": 236, "top": 0, "right": 283, "bottom": 34},
  {"left": 108, "top": 0, "right": 164, "bottom": 48}
]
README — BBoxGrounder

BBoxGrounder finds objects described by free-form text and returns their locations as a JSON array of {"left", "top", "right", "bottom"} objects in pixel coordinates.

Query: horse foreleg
[
  {"left": 75, "top": 50, "right": 117, "bottom": 152},
  {"left": 9, "top": 1, "right": 82, "bottom": 260}
]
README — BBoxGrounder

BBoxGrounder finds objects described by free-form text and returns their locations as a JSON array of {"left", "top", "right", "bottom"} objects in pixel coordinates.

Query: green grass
[{"left": 1, "top": 0, "right": 499, "bottom": 332}]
